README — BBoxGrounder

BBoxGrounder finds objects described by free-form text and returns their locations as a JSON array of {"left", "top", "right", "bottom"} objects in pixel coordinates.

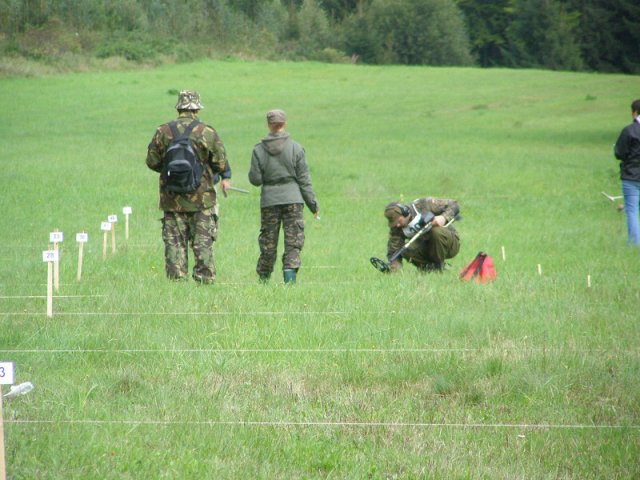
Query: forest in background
[{"left": 1, "top": 0, "right": 638, "bottom": 74}]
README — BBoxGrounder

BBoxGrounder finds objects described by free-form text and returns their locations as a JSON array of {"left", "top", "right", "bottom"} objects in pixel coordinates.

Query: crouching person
[{"left": 384, "top": 197, "right": 460, "bottom": 272}]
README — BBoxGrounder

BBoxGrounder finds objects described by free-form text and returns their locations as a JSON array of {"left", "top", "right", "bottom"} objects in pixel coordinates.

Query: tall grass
[{"left": 0, "top": 61, "right": 638, "bottom": 478}]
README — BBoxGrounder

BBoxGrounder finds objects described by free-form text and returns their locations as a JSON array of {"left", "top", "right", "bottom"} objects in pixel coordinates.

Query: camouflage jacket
[
  {"left": 387, "top": 197, "right": 459, "bottom": 263},
  {"left": 146, "top": 112, "right": 227, "bottom": 212}
]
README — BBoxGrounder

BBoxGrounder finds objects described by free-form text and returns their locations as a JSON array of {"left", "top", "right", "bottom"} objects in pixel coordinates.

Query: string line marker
[{"left": 5, "top": 419, "right": 638, "bottom": 430}]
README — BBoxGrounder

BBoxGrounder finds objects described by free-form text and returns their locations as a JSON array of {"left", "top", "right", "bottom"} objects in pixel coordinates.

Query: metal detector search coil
[{"left": 370, "top": 257, "right": 390, "bottom": 273}]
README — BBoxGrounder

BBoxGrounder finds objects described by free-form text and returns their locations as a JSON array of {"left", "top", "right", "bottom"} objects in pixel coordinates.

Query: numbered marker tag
[
  {"left": 0, "top": 361, "right": 15, "bottom": 385},
  {"left": 108, "top": 215, "right": 118, "bottom": 223},
  {"left": 42, "top": 250, "right": 59, "bottom": 263},
  {"left": 49, "top": 231, "right": 64, "bottom": 243},
  {"left": 76, "top": 233, "right": 89, "bottom": 243},
  {"left": 101, "top": 222, "right": 112, "bottom": 232},
  {"left": 123, "top": 206, "right": 132, "bottom": 215}
]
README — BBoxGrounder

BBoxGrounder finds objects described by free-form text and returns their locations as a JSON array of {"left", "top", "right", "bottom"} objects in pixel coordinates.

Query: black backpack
[{"left": 162, "top": 120, "right": 202, "bottom": 193}]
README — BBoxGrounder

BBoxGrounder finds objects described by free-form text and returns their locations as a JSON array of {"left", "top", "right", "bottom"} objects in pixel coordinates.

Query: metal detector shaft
[
  {"left": 388, "top": 216, "right": 456, "bottom": 263},
  {"left": 388, "top": 224, "right": 433, "bottom": 263},
  {"left": 601, "top": 191, "right": 622, "bottom": 201},
  {"left": 222, "top": 186, "right": 250, "bottom": 197},
  {"left": 370, "top": 217, "right": 457, "bottom": 273}
]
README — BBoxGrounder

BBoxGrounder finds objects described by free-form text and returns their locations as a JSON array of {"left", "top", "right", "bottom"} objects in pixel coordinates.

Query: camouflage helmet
[{"left": 175, "top": 90, "right": 204, "bottom": 111}]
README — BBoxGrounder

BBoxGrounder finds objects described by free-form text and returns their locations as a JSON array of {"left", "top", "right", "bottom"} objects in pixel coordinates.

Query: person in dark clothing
[{"left": 614, "top": 99, "right": 640, "bottom": 245}]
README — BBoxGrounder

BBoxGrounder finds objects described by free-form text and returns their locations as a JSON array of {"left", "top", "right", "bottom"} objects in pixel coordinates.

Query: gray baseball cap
[{"left": 266, "top": 109, "right": 286, "bottom": 123}]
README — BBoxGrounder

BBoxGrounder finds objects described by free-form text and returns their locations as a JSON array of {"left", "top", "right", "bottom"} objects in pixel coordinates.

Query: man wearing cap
[
  {"left": 384, "top": 197, "right": 460, "bottom": 272},
  {"left": 248, "top": 109, "right": 319, "bottom": 284},
  {"left": 146, "top": 90, "right": 228, "bottom": 283}
]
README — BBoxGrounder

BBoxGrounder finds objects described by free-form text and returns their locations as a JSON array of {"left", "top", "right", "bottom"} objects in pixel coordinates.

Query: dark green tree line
[
  {"left": 567, "top": 0, "right": 640, "bottom": 73},
  {"left": 504, "top": 0, "right": 583, "bottom": 70},
  {"left": 456, "top": 0, "right": 639, "bottom": 73},
  {"left": 0, "top": 0, "right": 637, "bottom": 72}
]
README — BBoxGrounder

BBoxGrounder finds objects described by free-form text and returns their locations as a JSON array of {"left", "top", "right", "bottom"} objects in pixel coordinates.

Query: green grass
[{"left": 1, "top": 60, "right": 639, "bottom": 479}]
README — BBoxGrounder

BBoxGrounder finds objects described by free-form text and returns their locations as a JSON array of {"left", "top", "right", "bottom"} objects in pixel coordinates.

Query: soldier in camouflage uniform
[
  {"left": 146, "top": 90, "right": 228, "bottom": 283},
  {"left": 384, "top": 197, "right": 460, "bottom": 272},
  {"left": 249, "top": 109, "right": 319, "bottom": 284}
]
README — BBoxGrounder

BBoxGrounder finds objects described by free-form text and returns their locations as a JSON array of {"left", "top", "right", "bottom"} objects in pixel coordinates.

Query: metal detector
[
  {"left": 601, "top": 191, "right": 625, "bottom": 212},
  {"left": 370, "top": 216, "right": 456, "bottom": 273},
  {"left": 222, "top": 186, "right": 250, "bottom": 198}
]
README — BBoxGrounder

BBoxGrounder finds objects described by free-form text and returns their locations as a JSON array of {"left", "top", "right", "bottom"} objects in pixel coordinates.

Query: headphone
[{"left": 387, "top": 202, "right": 411, "bottom": 217}]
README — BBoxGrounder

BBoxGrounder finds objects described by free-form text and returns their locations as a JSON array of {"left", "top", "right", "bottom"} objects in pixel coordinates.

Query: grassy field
[{"left": 0, "top": 60, "right": 639, "bottom": 479}]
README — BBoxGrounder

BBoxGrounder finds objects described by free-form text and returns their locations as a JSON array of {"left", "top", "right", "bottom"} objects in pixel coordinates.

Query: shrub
[
  {"left": 93, "top": 32, "right": 162, "bottom": 62},
  {"left": 13, "top": 18, "right": 83, "bottom": 60},
  {"left": 314, "top": 47, "right": 350, "bottom": 64},
  {"left": 367, "top": 0, "right": 474, "bottom": 66}
]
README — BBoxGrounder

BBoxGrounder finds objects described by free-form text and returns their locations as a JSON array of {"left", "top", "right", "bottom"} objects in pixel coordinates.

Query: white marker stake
[
  {"left": 49, "top": 230, "right": 63, "bottom": 292},
  {"left": 54, "top": 242, "right": 59, "bottom": 291},
  {"left": 108, "top": 215, "right": 118, "bottom": 254},
  {"left": 47, "top": 262, "right": 53, "bottom": 317},
  {"left": 123, "top": 207, "right": 132, "bottom": 240},
  {"left": 0, "top": 386, "right": 4, "bottom": 480},
  {"left": 43, "top": 249, "right": 58, "bottom": 317},
  {"left": 101, "top": 222, "right": 111, "bottom": 260},
  {"left": 76, "top": 232, "right": 88, "bottom": 281},
  {"left": 0, "top": 361, "right": 15, "bottom": 480},
  {"left": 501, "top": 246, "right": 506, "bottom": 261},
  {"left": 587, "top": 275, "right": 591, "bottom": 288},
  {"left": 537, "top": 264, "right": 542, "bottom": 276}
]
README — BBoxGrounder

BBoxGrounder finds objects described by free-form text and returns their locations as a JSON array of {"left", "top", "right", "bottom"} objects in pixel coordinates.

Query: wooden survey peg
[
  {"left": 76, "top": 232, "right": 88, "bottom": 281},
  {"left": 42, "top": 248, "right": 57, "bottom": 318},
  {"left": 123, "top": 206, "right": 132, "bottom": 240},
  {"left": 0, "top": 361, "right": 15, "bottom": 480},
  {"left": 108, "top": 215, "right": 118, "bottom": 253},
  {"left": 101, "top": 221, "right": 111, "bottom": 260},
  {"left": 49, "top": 230, "right": 63, "bottom": 291}
]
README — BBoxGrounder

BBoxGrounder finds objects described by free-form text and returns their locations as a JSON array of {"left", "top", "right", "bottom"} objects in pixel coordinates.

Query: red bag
[{"left": 460, "top": 252, "right": 496, "bottom": 283}]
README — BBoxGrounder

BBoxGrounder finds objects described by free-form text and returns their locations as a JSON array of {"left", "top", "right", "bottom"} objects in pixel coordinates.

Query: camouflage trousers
[
  {"left": 162, "top": 208, "right": 218, "bottom": 283},
  {"left": 256, "top": 203, "right": 304, "bottom": 276},
  {"left": 403, "top": 226, "right": 460, "bottom": 268}
]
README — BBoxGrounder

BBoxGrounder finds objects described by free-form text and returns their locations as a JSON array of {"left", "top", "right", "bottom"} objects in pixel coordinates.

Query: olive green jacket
[{"left": 248, "top": 132, "right": 319, "bottom": 213}]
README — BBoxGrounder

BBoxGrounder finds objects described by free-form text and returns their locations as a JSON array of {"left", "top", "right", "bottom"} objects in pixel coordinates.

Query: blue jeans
[{"left": 622, "top": 180, "right": 640, "bottom": 245}]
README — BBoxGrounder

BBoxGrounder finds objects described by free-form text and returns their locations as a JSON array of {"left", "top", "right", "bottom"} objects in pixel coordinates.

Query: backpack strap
[
  {"left": 183, "top": 119, "right": 200, "bottom": 137},
  {"left": 167, "top": 121, "right": 180, "bottom": 138},
  {"left": 168, "top": 119, "right": 200, "bottom": 139}
]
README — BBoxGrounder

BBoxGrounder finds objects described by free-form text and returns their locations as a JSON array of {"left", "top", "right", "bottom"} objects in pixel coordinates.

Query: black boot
[
  {"left": 258, "top": 273, "right": 271, "bottom": 284},
  {"left": 425, "top": 262, "right": 445, "bottom": 272}
]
